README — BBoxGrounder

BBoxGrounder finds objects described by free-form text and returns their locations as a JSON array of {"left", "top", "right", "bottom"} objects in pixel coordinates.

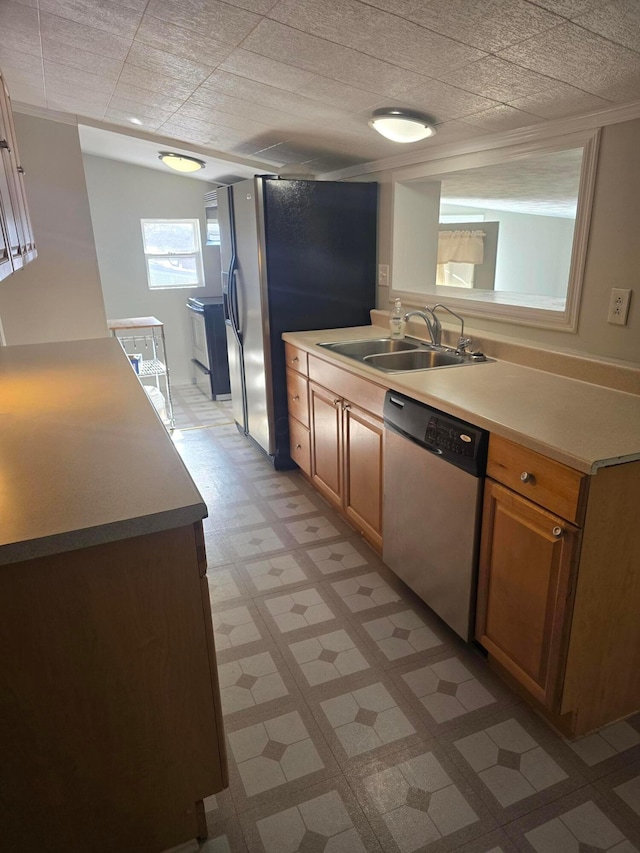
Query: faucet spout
[{"left": 402, "top": 308, "right": 442, "bottom": 347}]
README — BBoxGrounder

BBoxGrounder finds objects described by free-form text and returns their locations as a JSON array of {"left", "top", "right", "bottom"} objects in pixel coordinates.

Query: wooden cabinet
[
  {"left": 288, "top": 354, "right": 385, "bottom": 552},
  {"left": 286, "top": 343, "right": 311, "bottom": 475},
  {"left": 0, "top": 69, "right": 36, "bottom": 281},
  {"left": 0, "top": 522, "right": 227, "bottom": 853},
  {"left": 476, "top": 434, "right": 640, "bottom": 737},
  {"left": 476, "top": 480, "right": 580, "bottom": 709}
]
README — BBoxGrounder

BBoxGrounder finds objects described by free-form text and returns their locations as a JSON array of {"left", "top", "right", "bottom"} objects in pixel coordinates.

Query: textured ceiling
[{"left": 1, "top": 0, "right": 640, "bottom": 181}]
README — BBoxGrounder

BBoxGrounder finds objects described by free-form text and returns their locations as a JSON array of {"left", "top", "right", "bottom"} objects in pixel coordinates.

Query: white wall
[
  {"left": 0, "top": 114, "right": 107, "bottom": 345},
  {"left": 82, "top": 154, "right": 222, "bottom": 386},
  {"left": 366, "top": 117, "right": 640, "bottom": 365}
]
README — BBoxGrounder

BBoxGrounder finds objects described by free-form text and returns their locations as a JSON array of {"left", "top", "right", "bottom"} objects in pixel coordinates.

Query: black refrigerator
[{"left": 218, "top": 176, "right": 377, "bottom": 470}]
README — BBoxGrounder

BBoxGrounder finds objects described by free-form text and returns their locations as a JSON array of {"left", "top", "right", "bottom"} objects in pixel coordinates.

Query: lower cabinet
[
  {"left": 287, "top": 353, "right": 385, "bottom": 552},
  {"left": 476, "top": 479, "right": 580, "bottom": 709},
  {"left": 0, "top": 522, "right": 227, "bottom": 852},
  {"left": 476, "top": 434, "right": 640, "bottom": 737}
]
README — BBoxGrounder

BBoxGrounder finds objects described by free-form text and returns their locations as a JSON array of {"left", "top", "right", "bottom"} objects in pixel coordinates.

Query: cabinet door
[
  {"left": 343, "top": 402, "right": 383, "bottom": 551},
  {"left": 476, "top": 480, "right": 580, "bottom": 709},
  {"left": 0, "top": 75, "right": 27, "bottom": 266},
  {"left": 309, "top": 381, "right": 342, "bottom": 507}
]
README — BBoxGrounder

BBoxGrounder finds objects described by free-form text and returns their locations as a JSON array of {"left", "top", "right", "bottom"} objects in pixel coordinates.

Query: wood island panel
[{"left": 0, "top": 523, "right": 226, "bottom": 853}]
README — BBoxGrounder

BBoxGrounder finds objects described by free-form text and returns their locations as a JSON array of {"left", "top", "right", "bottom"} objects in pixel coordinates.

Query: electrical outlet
[
  {"left": 607, "top": 288, "right": 632, "bottom": 325},
  {"left": 378, "top": 264, "right": 389, "bottom": 287}
]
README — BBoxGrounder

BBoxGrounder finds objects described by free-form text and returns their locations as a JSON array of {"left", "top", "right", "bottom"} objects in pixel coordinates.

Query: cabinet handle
[
  {"left": 291, "top": 356, "right": 299, "bottom": 363},
  {"left": 292, "top": 394, "right": 299, "bottom": 401},
  {"left": 0, "top": 139, "right": 10, "bottom": 152},
  {"left": 295, "top": 443, "right": 302, "bottom": 450},
  {"left": 520, "top": 472, "right": 534, "bottom": 483},
  {"left": 17, "top": 165, "right": 24, "bottom": 174},
  {"left": 343, "top": 402, "right": 351, "bottom": 410},
  {"left": 332, "top": 398, "right": 341, "bottom": 406},
  {"left": 552, "top": 526, "right": 563, "bottom": 537}
]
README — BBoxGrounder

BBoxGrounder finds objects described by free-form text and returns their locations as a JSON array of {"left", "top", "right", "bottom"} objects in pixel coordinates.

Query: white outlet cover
[{"left": 607, "top": 288, "right": 632, "bottom": 325}]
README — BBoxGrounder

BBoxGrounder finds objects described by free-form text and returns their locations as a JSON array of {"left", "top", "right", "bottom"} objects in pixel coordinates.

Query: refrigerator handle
[{"left": 228, "top": 262, "right": 243, "bottom": 346}]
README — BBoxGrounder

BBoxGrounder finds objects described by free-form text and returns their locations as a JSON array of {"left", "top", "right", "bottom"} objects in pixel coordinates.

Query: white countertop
[
  {"left": 283, "top": 325, "right": 640, "bottom": 474},
  {"left": 0, "top": 338, "right": 207, "bottom": 566}
]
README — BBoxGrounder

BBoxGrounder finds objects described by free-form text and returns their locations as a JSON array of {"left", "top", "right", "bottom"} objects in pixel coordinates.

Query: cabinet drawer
[
  {"left": 286, "top": 369, "right": 309, "bottom": 428},
  {"left": 289, "top": 417, "right": 310, "bottom": 475},
  {"left": 285, "top": 343, "right": 308, "bottom": 376},
  {"left": 487, "top": 435, "right": 588, "bottom": 525},
  {"left": 308, "top": 355, "right": 386, "bottom": 418}
]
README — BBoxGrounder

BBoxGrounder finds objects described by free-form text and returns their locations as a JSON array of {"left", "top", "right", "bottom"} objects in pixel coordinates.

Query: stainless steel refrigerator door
[
  {"left": 383, "top": 427, "right": 483, "bottom": 641},
  {"left": 225, "top": 318, "right": 245, "bottom": 427},
  {"left": 232, "top": 179, "right": 274, "bottom": 455}
]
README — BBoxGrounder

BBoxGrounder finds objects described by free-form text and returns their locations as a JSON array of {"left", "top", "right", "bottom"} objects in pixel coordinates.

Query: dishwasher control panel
[{"left": 384, "top": 391, "right": 489, "bottom": 476}]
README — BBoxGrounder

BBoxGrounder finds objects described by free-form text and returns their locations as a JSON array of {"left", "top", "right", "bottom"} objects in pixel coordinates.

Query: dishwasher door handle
[{"left": 388, "top": 395, "right": 405, "bottom": 409}]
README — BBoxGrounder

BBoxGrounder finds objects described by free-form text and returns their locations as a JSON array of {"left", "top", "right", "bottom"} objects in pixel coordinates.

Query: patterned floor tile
[
  {"left": 212, "top": 603, "right": 269, "bottom": 658},
  {"left": 287, "top": 628, "right": 372, "bottom": 687},
  {"left": 359, "top": 609, "right": 446, "bottom": 668},
  {"left": 237, "top": 552, "right": 314, "bottom": 595},
  {"left": 445, "top": 707, "right": 587, "bottom": 822},
  {"left": 224, "top": 525, "right": 292, "bottom": 559},
  {"left": 205, "top": 501, "right": 268, "bottom": 531},
  {"left": 350, "top": 742, "right": 497, "bottom": 853},
  {"left": 224, "top": 705, "right": 338, "bottom": 814},
  {"left": 285, "top": 515, "right": 349, "bottom": 545},
  {"left": 389, "top": 650, "right": 521, "bottom": 735},
  {"left": 309, "top": 673, "right": 431, "bottom": 768},
  {"left": 594, "top": 762, "right": 640, "bottom": 828},
  {"left": 218, "top": 648, "right": 294, "bottom": 717},
  {"left": 268, "top": 493, "right": 323, "bottom": 519},
  {"left": 207, "top": 567, "right": 250, "bottom": 607},
  {"left": 331, "top": 572, "right": 402, "bottom": 613},
  {"left": 453, "top": 828, "right": 520, "bottom": 852},
  {"left": 566, "top": 714, "right": 640, "bottom": 780},
  {"left": 251, "top": 474, "right": 308, "bottom": 499},
  {"left": 503, "top": 786, "right": 640, "bottom": 852},
  {"left": 305, "top": 537, "right": 382, "bottom": 576},
  {"left": 260, "top": 586, "right": 336, "bottom": 635},
  {"left": 239, "top": 776, "right": 382, "bottom": 853}
]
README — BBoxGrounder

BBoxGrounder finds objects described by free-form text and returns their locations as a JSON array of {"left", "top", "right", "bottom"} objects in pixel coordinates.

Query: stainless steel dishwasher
[{"left": 383, "top": 391, "right": 489, "bottom": 641}]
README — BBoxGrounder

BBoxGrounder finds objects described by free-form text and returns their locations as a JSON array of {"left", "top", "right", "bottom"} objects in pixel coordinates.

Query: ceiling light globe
[
  {"left": 369, "top": 109, "right": 436, "bottom": 144},
  {"left": 158, "top": 152, "right": 206, "bottom": 172}
]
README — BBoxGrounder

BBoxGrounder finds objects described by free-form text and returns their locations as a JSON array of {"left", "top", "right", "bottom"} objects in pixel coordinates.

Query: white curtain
[{"left": 437, "top": 230, "right": 485, "bottom": 265}]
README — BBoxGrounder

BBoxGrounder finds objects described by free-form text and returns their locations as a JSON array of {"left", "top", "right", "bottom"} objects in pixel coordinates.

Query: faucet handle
[{"left": 457, "top": 337, "right": 472, "bottom": 353}]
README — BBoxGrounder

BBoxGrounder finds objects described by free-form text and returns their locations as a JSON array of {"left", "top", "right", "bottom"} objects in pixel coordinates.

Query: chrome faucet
[
  {"left": 432, "top": 304, "right": 471, "bottom": 353},
  {"left": 403, "top": 307, "right": 442, "bottom": 347}
]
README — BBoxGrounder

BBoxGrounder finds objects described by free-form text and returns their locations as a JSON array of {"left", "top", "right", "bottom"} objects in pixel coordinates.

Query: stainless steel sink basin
[
  {"left": 318, "top": 338, "right": 419, "bottom": 358},
  {"left": 316, "top": 335, "right": 491, "bottom": 372},
  {"left": 364, "top": 349, "right": 465, "bottom": 372}
]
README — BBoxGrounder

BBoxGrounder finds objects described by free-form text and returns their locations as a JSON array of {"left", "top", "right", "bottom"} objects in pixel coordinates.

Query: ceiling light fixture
[
  {"left": 369, "top": 108, "right": 436, "bottom": 143},
  {"left": 158, "top": 152, "right": 206, "bottom": 173},
  {"left": 130, "top": 117, "right": 142, "bottom": 125}
]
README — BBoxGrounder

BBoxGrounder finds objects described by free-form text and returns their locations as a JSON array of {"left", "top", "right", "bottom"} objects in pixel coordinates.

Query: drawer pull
[
  {"left": 296, "top": 443, "right": 302, "bottom": 450},
  {"left": 552, "top": 526, "right": 563, "bottom": 537},
  {"left": 292, "top": 394, "right": 300, "bottom": 401},
  {"left": 291, "top": 356, "right": 299, "bottom": 363},
  {"left": 520, "top": 471, "right": 534, "bottom": 483}
]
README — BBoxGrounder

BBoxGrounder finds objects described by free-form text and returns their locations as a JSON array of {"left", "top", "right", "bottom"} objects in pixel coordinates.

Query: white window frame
[{"left": 140, "top": 218, "right": 205, "bottom": 290}]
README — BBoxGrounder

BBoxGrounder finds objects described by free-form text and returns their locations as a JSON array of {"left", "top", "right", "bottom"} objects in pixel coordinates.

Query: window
[{"left": 140, "top": 219, "right": 204, "bottom": 289}]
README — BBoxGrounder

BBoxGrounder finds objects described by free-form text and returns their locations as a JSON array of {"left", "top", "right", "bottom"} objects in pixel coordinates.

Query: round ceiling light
[
  {"left": 158, "top": 152, "right": 206, "bottom": 173},
  {"left": 368, "top": 108, "right": 436, "bottom": 143}
]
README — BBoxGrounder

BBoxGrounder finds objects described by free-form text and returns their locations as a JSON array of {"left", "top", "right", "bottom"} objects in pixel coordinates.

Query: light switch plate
[
  {"left": 607, "top": 288, "right": 632, "bottom": 325},
  {"left": 378, "top": 264, "right": 389, "bottom": 287}
]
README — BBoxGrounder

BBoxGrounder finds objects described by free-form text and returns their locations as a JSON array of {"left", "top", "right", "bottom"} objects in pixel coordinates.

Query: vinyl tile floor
[{"left": 165, "top": 420, "right": 640, "bottom": 853}]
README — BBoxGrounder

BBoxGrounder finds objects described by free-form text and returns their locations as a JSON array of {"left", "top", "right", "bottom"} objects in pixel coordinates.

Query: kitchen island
[
  {"left": 0, "top": 338, "right": 227, "bottom": 853},
  {"left": 283, "top": 322, "right": 640, "bottom": 738}
]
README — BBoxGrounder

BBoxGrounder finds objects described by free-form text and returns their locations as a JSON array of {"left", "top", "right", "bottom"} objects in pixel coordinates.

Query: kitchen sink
[
  {"left": 318, "top": 338, "right": 420, "bottom": 358},
  {"left": 364, "top": 349, "right": 465, "bottom": 371},
  {"left": 317, "top": 336, "right": 491, "bottom": 372}
]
